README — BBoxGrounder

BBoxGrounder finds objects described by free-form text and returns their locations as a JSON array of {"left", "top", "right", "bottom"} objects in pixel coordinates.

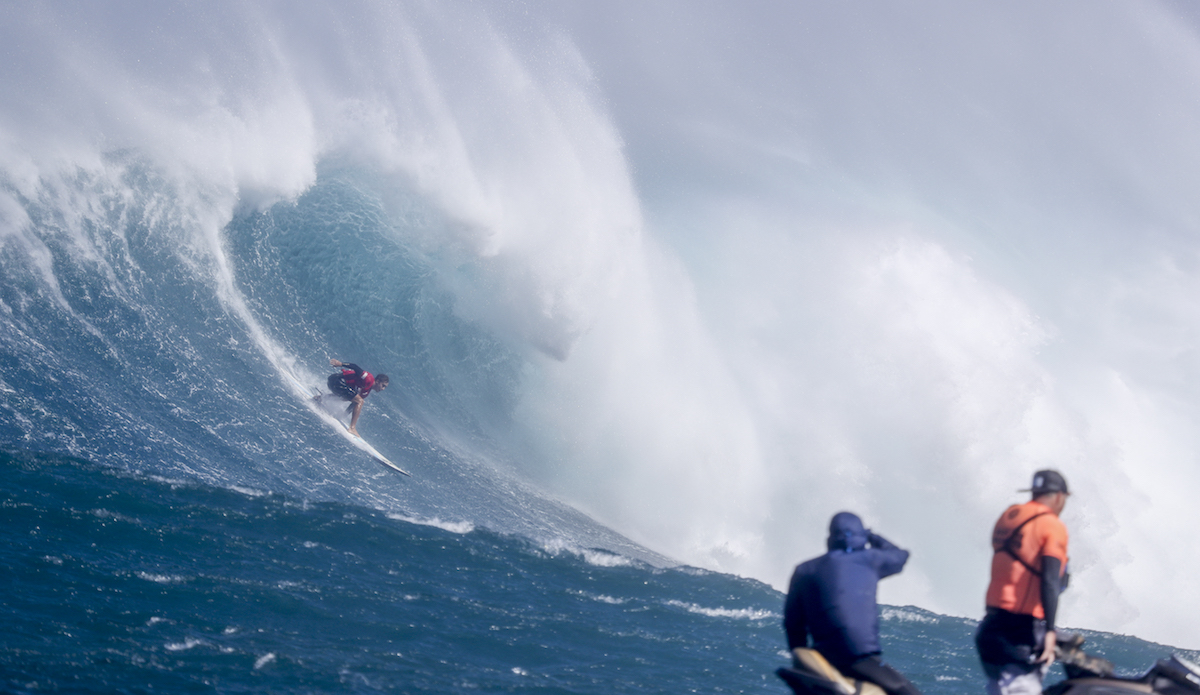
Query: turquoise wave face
[
  {"left": 223, "top": 171, "right": 526, "bottom": 450},
  {"left": 0, "top": 161, "right": 646, "bottom": 560}
]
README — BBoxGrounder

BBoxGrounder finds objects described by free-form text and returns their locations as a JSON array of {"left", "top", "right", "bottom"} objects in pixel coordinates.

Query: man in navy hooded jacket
[{"left": 783, "top": 512, "right": 922, "bottom": 695}]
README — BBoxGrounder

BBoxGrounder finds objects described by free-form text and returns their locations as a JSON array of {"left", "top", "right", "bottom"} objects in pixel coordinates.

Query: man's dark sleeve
[
  {"left": 342, "top": 363, "right": 364, "bottom": 376},
  {"left": 867, "top": 532, "right": 910, "bottom": 579},
  {"left": 1040, "top": 556, "right": 1063, "bottom": 630},
  {"left": 867, "top": 531, "right": 897, "bottom": 550},
  {"left": 782, "top": 569, "right": 809, "bottom": 651}
]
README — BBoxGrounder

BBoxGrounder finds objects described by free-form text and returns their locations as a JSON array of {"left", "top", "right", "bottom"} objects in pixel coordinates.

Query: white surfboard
[{"left": 283, "top": 372, "right": 411, "bottom": 477}]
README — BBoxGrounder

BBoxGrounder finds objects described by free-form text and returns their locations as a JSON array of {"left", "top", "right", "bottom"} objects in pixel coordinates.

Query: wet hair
[{"left": 376, "top": 374, "right": 389, "bottom": 386}]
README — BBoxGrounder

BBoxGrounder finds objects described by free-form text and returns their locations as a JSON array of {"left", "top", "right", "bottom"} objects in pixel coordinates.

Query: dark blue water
[
  {"left": 2, "top": 448, "right": 781, "bottom": 694},
  {"left": 3, "top": 449, "right": 1195, "bottom": 694}
]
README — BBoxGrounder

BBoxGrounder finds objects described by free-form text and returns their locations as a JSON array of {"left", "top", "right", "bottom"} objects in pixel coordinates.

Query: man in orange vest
[{"left": 975, "top": 470, "right": 1071, "bottom": 695}]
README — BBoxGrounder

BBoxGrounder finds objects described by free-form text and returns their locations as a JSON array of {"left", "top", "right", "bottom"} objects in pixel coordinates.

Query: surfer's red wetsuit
[
  {"left": 326, "top": 358, "right": 389, "bottom": 437},
  {"left": 329, "top": 364, "right": 375, "bottom": 400}
]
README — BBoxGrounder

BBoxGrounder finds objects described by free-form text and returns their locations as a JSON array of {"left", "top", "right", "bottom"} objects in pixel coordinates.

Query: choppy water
[{"left": 3, "top": 449, "right": 1195, "bottom": 694}]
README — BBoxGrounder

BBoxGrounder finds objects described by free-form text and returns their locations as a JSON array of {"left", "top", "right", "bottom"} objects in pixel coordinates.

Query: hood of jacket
[{"left": 827, "top": 511, "right": 868, "bottom": 552}]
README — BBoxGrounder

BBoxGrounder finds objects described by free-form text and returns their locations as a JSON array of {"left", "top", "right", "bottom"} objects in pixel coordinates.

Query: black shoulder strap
[{"left": 997, "top": 511, "right": 1050, "bottom": 575}]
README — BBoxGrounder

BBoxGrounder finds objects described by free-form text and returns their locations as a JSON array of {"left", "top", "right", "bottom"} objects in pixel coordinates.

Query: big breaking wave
[{"left": 2, "top": 1, "right": 1200, "bottom": 648}]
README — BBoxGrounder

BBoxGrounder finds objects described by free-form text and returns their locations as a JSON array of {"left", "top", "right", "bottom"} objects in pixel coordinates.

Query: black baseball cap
[{"left": 1020, "top": 469, "right": 1069, "bottom": 495}]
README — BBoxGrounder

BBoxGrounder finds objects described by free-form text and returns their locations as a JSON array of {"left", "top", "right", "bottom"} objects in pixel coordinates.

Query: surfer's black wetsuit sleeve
[
  {"left": 341, "top": 363, "right": 364, "bottom": 377},
  {"left": 1041, "top": 556, "right": 1063, "bottom": 630}
]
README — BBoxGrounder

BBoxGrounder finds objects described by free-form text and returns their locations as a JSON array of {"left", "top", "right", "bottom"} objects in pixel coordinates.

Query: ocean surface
[{"left": 3, "top": 448, "right": 1195, "bottom": 695}]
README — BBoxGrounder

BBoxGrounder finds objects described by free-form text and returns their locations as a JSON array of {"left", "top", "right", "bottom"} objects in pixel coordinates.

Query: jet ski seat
[{"left": 776, "top": 648, "right": 887, "bottom": 695}]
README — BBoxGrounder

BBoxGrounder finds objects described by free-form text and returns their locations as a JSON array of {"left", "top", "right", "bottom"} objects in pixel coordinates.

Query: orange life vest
[{"left": 985, "top": 500, "right": 1068, "bottom": 619}]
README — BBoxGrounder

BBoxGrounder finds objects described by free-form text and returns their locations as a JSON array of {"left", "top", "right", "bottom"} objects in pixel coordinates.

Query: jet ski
[
  {"left": 776, "top": 635, "right": 1200, "bottom": 695},
  {"left": 775, "top": 648, "right": 886, "bottom": 695},
  {"left": 1045, "top": 632, "right": 1200, "bottom": 695}
]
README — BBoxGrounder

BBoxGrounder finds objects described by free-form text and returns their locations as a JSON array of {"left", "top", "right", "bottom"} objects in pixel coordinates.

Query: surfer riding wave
[{"left": 326, "top": 358, "right": 389, "bottom": 436}]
